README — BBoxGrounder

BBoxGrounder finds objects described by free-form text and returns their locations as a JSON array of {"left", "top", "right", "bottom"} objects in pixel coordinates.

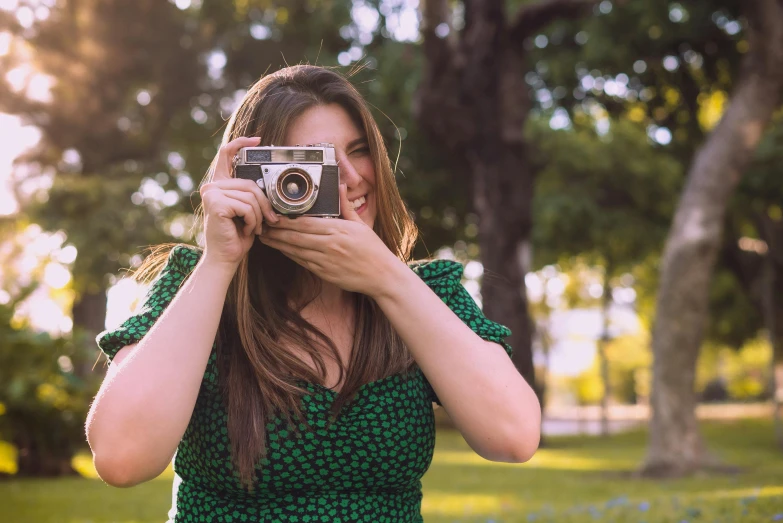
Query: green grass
[
  {"left": 1, "top": 420, "right": 782, "bottom": 522},
  {"left": 421, "top": 419, "right": 783, "bottom": 522}
]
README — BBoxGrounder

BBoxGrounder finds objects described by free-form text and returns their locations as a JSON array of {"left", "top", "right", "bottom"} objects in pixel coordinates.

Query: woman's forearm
[
  {"left": 86, "top": 258, "right": 236, "bottom": 486},
  {"left": 372, "top": 259, "right": 541, "bottom": 463}
]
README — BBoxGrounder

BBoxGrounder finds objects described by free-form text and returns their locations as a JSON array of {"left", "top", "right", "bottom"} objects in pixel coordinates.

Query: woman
[{"left": 86, "top": 65, "right": 540, "bottom": 522}]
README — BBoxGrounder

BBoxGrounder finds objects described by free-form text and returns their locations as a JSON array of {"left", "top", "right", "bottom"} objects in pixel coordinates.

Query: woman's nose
[{"left": 337, "top": 152, "right": 361, "bottom": 187}]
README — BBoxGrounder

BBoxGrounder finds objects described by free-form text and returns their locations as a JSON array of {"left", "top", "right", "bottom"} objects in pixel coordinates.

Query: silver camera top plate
[{"left": 238, "top": 144, "right": 336, "bottom": 166}]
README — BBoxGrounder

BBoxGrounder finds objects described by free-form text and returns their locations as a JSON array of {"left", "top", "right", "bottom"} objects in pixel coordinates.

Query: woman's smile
[{"left": 350, "top": 194, "right": 367, "bottom": 213}]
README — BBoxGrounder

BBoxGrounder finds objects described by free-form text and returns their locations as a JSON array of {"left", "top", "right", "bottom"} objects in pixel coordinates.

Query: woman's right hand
[{"left": 199, "top": 136, "right": 279, "bottom": 270}]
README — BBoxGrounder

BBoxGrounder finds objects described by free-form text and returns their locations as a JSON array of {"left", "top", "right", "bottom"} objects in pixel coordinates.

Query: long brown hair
[{"left": 135, "top": 65, "right": 418, "bottom": 489}]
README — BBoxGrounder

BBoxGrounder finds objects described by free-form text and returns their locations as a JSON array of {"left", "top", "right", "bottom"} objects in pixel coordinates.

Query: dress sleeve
[
  {"left": 96, "top": 244, "right": 202, "bottom": 361},
  {"left": 410, "top": 259, "right": 513, "bottom": 405}
]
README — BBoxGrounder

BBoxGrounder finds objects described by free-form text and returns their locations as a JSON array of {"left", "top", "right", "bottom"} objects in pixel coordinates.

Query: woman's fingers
[
  {"left": 222, "top": 190, "right": 263, "bottom": 235},
  {"left": 256, "top": 190, "right": 279, "bottom": 225},
  {"left": 267, "top": 215, "right": 331, "bottom": 234},
  {"left": 203, "top": 188, "right": 258, "bottom": 237},
  {"left": 215, "top": 136, "right": 261, "bottom": 181},
  {"left": 259, "top": 235, "right": 322, "bottom": 259},
  {"left": 224, "top": 198, "right": 257, "bottom": 237},
  {"left": 262, "top": 227, "right": 328, "bottom": 251},
  {"left": 233, "top": 200, "right": 257, "bottom": 237},
  {"left": 209, "top": 178, "right": 279, "bottom": 224},
  {"left": 338, "top": 183, "right": 362, "bottom": 223}
]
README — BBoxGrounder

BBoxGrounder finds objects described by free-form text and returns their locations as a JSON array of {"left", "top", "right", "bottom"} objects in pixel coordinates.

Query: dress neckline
[{"left": 300, "top": 372, "right": 404, "bottom": 397}]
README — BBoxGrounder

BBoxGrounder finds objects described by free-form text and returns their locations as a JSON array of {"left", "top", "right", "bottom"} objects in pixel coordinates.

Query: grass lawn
[{"left": 1, "top": 419, "right": 782, "bottom": 522}]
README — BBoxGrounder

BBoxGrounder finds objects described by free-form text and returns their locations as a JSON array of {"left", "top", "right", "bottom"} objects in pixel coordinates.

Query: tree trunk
[
  {"left": 722, "top": 211, "right": 783, "bottom": 448},
  {"left": 774, "top": 354, "right": 783, "bottom": 449},
  {"left": 759, "top": 215, "right": 783, "bottom": 449},
  {"left": 471, "top": 138, "right": 536, "bottom": 391},
  {"left": 416, "top": 0, "right": 535, "bottom": 391},
  {"left": 416, "top": 0, "right": 598, "bottom": 407},
  {"left": 12, "top": 425, "right": 77, "bottom": 477},
  {"left": 71, "top": 287, "right": 107, "bottom": 376},
  {"left": 761, "top": 255, "right": 783, "bottom": 448},
  {"left": 642, "top": 1, "right": 783, "bottom": 476},
  {"left": 72, "top": 289, "right": 107, "bottom": 336},
  {"left": 598, "top": 263, "right": 613, "bottom": 437}
]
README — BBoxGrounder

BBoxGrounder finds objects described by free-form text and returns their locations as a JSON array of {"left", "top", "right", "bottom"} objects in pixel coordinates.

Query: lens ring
[{"left": 276, "top": 168, "right": 314, "bottom": 206}]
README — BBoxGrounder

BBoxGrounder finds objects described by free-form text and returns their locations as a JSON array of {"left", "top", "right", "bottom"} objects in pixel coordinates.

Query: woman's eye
[{"left": 350, "top": 147, "right": 370, "bottom": 156}]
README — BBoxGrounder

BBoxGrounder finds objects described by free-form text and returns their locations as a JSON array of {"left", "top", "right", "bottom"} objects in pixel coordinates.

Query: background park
[{"left": 1, "top": 0, "right": 783, "bottom": 521}]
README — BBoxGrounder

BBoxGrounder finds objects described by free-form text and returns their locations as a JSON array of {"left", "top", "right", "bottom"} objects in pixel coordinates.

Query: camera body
[{"left": 234, "top": 143, "right": 340, "bottom": 217}]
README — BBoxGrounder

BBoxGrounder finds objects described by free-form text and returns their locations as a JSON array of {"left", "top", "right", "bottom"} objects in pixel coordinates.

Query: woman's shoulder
[
  {"left": 408, "top": 258, "right": 464, "bottom": 278},
  {"left": 134, "top": 243, "right": 203, "bottom": 295},
  {"left": 408, "top": 258, "right": 464, "bottom": 296},
  {"left": 166, "top": 243, "right": 203, "bottom": 270}
]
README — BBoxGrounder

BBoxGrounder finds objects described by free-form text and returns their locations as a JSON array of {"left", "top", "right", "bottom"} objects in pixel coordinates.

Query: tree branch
[{"left": 509, "top": 0, "right": 599, "bottom": 44}]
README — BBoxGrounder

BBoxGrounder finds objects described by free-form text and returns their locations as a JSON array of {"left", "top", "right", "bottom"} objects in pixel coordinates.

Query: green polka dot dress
[{"left": 97, "top": 245, "right": 512, "bottom": 522}]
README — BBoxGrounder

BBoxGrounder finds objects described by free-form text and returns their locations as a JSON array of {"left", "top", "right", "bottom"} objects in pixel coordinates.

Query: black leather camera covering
[
  {"left": 306, "top": 164, "right": 339, "bottom": 215},
  {"left": 234, "top": 165, "right": 260, "bottom": 181}
]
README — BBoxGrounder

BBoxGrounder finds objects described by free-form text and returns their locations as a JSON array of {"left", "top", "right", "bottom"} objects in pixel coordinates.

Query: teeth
[{"left": 351, "top": 195, "right": 366, "bottom": 209}]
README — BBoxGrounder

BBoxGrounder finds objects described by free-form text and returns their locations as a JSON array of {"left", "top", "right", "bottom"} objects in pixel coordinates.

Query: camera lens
[
  {"left": 282, "top": 173, "right": 307, "bottom": 200},
  {"left": 277, "top": 169, "right": 313, "bottom": 204}
]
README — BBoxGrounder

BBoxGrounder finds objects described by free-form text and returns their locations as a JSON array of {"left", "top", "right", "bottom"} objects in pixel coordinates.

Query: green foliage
[
  {"left": 697, "top": 338, "right": 773, "bottom": 401},
  {"left": 529, "top": 116, "right": 680, "bottom": 397},
  {"left": 713, "top": 114, "right": 783, "bottom": 348},
  {"left": 568, "top": 365, "right": 604, "bottom": 405},
  {"left": 530, "top": 116, "right": 682, "bottom": 272},
  {"left": 530, "top": 0, "right": 781, "bottom": 349},
  {"left": 0, "top": 1, "right": 207, "bottom": 294},
  {"left": 563, "top": 331, "right": 653, "bottom": 405},
  {"left": 0, "top": 291, "right": 99, "bottom": 476},
  {"left": 536, "top": 0, "right": 745, "bottom": 156},
  {"left": 28, "top": 173, "right": 166, "bottom": 294},
  {"left": 564, "top": 331, "right": 772, "bottom": 406},
  {"left": 605, "top": 332, "right": 653, "bottom": 404},
  {"left": 707, "top": 266, "right": 761, "bottom": 348}
]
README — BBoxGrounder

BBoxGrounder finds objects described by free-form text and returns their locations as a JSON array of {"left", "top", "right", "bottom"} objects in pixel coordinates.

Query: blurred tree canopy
[{"left": 0, "top": 224, "right": 98, "bottom": 477}]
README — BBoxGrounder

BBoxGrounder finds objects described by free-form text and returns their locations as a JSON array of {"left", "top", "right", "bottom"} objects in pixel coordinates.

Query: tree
[
  {"left": 526, "top": 0, "right": 783, "bottom": 471},
  {"left": 643, "top": 0, "right": 783, "bottom": 476},
  {"left": 0, "top": 1, "right": 206, "bottom": 344},
  {"left": 0, "top": 298, "right": 96, "bottom": 477},
  {"left": 415, "top": 0, "right": 600, "bottom": 400},
  {"left": 0, "top": 217, "right": 98, "bottom": 476}
]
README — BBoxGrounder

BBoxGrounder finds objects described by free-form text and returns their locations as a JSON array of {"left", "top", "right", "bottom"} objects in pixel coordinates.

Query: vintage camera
[{"left": 234, "top": 143, "right": 340, "bottom": 216}]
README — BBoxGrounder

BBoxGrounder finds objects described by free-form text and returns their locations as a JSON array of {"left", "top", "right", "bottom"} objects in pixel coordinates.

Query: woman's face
[{"left": 284, "top": 104, "right": 377, "bottom": 228}]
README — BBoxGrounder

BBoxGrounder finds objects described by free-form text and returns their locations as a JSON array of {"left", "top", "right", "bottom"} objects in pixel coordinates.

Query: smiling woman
[{"left": 84, "top": 65, "right": 540, "bottom": 523}]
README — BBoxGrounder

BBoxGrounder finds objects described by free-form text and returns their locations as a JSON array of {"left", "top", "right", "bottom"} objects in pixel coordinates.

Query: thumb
[{"left": 339, "top": 183, "right": 362, "bottom": 222}]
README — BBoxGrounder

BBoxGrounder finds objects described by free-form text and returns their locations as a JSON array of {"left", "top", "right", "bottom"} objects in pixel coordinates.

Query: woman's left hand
[{"left": 258, "top": 184, "right": 402, "bottom": 296}]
